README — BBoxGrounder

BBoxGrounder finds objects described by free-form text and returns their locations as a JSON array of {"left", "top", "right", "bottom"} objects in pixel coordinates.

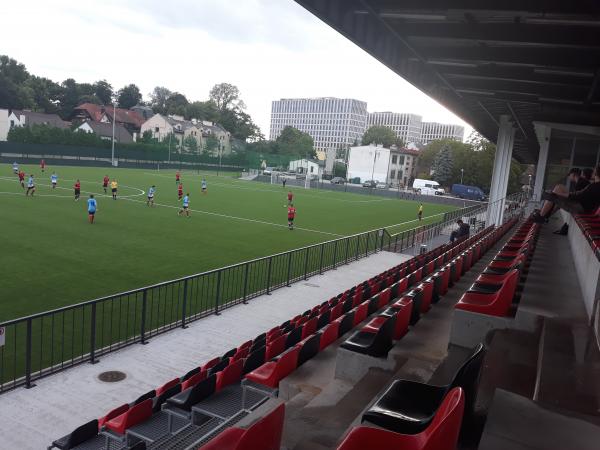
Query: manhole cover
[{"left": 98, "top": 370, "right": 127, "bottom": 383}]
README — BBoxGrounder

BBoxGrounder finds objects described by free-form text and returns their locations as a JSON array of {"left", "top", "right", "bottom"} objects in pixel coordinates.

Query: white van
[{"left": 412, "top": 178, "right": 445, "bottom": 196}]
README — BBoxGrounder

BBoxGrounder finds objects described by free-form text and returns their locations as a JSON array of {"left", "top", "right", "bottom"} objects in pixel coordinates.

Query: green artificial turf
[{"left": 0, "top": 163, "right": 455, "bottom": 321}]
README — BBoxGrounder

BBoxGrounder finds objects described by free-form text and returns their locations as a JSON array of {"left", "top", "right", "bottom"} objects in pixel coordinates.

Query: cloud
[{"left": 0, "top": 0, "right": 473, "bottom": 138}]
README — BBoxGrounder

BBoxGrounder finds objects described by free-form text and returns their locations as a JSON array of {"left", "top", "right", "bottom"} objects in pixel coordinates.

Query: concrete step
[{"left": 534, "top": 318, "right": 600, "bottom": 419}]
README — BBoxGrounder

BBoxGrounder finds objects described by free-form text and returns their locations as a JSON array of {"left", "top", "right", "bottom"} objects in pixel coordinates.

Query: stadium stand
[{"left": 48, "top": 218, "right": 517, "bottom": 449}]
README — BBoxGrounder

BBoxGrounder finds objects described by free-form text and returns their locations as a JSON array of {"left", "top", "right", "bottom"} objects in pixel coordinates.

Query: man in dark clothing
[
  {"left": 534, "top": 168, "right": 590, "bottom": 224},
  {"left": 540, "top": 166, "right": 600, "bottom": 223},
  {"left": 450, "top": 219, "right": 470, "bottom": 243},
  {"left": 552, "top": 168, "right": 590, "bottom": 234}
]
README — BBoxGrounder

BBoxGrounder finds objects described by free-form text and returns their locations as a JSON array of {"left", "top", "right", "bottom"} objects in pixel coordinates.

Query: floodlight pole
[
  {"left": 111, "top": 102, "right": 116, "bottom": 166},
  {"left": 460, "top": 168, "right": 464, "bottom": 184}
]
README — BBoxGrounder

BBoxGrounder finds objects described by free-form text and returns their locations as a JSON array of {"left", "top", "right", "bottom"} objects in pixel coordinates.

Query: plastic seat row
[
  {"left": 573, "top": 206, "right": 600, "bottom": 260},
  {"left": 49, "top": 223, "right": 501, "bottom": 450},
  {"left": 456, "top": 218, "right": 539, "bottom": 317},
  {"left": 339, "top": 221, "right": 517, "bottom": 358}
]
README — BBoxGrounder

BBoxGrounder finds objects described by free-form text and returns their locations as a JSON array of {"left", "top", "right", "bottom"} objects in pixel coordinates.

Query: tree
[
  {"left": 117, "top": 84, "right": 142, "bottom": 109},
  {"left": 164, "top": 92, "right": 189, "bottom": 116},
  {"left": 209, "top": 83, "right": 245, "bottom": 111},
  {"left": 183, "top": 135, "right": 198, "bottom": 153},
  {"left": 204, "top": 137, "right": 219, "bottom": 155},
  {"left": 94, "top": 80, "right": 113, "bottom": 105},
  {"left": 186, "top": 100, "right": 219, "bottom": 122},
  {"left": 276, "top": 126, "right": 315, "bottom": 158},
  {"left": 149, "top": 86, "right": 172, "bottom": 114},
  {"left": 361, "top": 125, "right": 397, "bottom": 147},
  {"left": 333, "top": 162, "right": 347, "bottom": 178},
  {"left": 431, "top": 144, "right": 453, "bottom": 186}
]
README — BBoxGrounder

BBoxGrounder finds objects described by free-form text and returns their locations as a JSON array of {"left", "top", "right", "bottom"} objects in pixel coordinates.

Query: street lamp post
[
  {"left": 460, "top": 168, "right": 464, "bottom": 184},
  {"left": 370, "top": 148, "right": 379, "bottom": 184}
]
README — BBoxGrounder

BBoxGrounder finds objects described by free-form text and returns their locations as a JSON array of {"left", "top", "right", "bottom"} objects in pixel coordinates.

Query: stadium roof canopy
[{"left": 294, "top": 0, "right": 600, "bottom": 163}]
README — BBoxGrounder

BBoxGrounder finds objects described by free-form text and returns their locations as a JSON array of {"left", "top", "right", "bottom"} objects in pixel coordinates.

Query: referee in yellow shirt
[{"left": 111, "top": 179, "right": 118, "bottom": 200}]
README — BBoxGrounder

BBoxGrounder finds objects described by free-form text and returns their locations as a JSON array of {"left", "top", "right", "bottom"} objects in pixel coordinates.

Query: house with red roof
[{"left": 73, "top": 103, "right": 144, "bottom": 137}]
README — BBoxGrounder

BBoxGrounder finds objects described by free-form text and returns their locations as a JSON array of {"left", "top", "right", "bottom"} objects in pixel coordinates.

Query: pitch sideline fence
[{"left": 0, "top": 196, "right": 526, "bottom": 394}]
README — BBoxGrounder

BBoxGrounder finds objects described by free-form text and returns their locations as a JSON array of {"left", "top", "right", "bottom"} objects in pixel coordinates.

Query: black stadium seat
[
  {"left": 243, "top": 346, "right": 266, "bottom": 375},
  {"left": 317, "top": 310, "right": 330, "bottom": 330},
  {"left": 362, "top": 343, "right": 486, "bottom": 433},
  {"left": 166, "top": 374, "right": 217, "bottom": 413},
  {"left": 341, "top": 315, "right": 396, "bottom": 358},
  {"left": 222, "top": 348, "right": 237, "bottom": 359},
  {"left": 132, "top": 389, "right": 156, "bottom": 406},
  {"left": 49, "top": 419, "right": 99, "bottom": 450},
  {"left": 181, "top": 367, "right": 201, "bottom": 382},
  {"left": 285, "top": 326, "right": 303, "bottom": 349},
  {"left": 297, "top": 334, "right": 321, "bottom": 366},
  {"left": 208, "top": 359, "right": 229, "bottom": 376},
  {"left": 153, "top": 384, "right": 181, "bottom": 413},
  {"left": 337, "top": 311, "right": 355, "bottom": 337}
]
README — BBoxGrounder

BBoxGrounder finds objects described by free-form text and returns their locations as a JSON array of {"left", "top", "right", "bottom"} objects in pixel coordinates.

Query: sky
[{"left": 0, "top": 0, "right": 473, "bottom": 139}]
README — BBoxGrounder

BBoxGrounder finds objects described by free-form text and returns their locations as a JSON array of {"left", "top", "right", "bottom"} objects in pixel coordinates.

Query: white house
[
  {"left": 0, "top": 109, "right": 9, "bottom": 141},
  {"left": 289, "top": 158, "right": 323, "bottom": 178},
  {"left": 8, "top": 110, "right": 69, "bottom": 130},
  {"left": 347, "top": 144, "right": 391, "bottom": 183},
  {"left": 140, "top": 114, "right": 203, "bottom": 151},
  {"left": 347, "top": 144, "right": 420, "bottom": 186}
]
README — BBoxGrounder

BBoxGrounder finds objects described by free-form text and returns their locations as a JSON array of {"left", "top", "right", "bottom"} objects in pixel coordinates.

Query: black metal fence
[{"left": 0, "top": 202, "right": 489, "bottom": 394}]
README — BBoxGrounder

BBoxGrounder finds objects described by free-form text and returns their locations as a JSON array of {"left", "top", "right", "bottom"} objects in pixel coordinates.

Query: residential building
[
  {"left": 367, "top": 112, "right": 422, "bottom": 145},
  {"left": 131, "top": 104, "right": 155, "bottom": 121},
  {"left": 388, "top": 147, "right": 419, "bottom": 187},
  {"left": 0, "top": 109, "right": 9, "bottom": 141},
  {"left": 140, "top": 114, "right": 202, "bottom": 151},
  {"left": 420, "top": 121, "right": 464, "bottom": 145},
  {"left": 76, "top": 120, "right": 133, "bottom": 143},
  {"left": 270, "top": 97, "right": 368, "bottom": 152},
  {"left": 8, "top": 110, "right": 70, "bottom": 130},
  {"left": 73, "top": 103, "right": 145, "bottom": 136},
  {"left": 289, "top": 158, "right": 324, "bottom": 179},
  {"left": 200, "top": 121, "right": 232, "bottom": 155},
  {"left": 347, "top": 144, "right": 419, "bottom": 186}
]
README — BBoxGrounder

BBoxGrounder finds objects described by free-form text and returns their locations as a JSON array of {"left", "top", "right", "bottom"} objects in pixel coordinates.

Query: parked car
[
  {"left": 376, "top": 182, "right": 388, "bottom": 189},
  {"left": 451, "top": 184, "right": 486, "bottom": 201},
  {"left": 263, "top": 167, "right": 274, "bottom": 175},
  {"left": 362, "top": 180, "right": 377, "bottom": 188},
  {"left": 331, "top": 177, "right": 346, "bottom": 184}
]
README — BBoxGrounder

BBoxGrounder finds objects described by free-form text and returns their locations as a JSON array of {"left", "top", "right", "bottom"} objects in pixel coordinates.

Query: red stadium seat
[
  {"left": 98, "top": 404, "right": 129, "bottom": 430},
  {"left": 181, "top": 371, "right": 207, "bottom": 391},
  {"left": 337, "top": 387, "right": 465, "bottom": 450},
  {"left": 104, "top": 398, "right": 152, "bottom": 435},
  {"left": 155, "top": 378, "right": 179, "bottom": 396},
  {"left": 198, "top": 403, "right": 285, "bottom": 450},
  {"left": 318, "top": 321, "right": 340, "bottom": 351},
  {"left": 301, "top": 317, "right": 318, "bottom": 339},
  {"left": 266, "top": 334, "right": 287, "bottom": 360},
  {"left": 217, "top": 358, "right": 244, "bottom": 391},
  {"left": 244, "top": 346, "right": 300, "bottom": 389},
  {"left": 455, "top": 269, "right": 519, "bottom": 317},
  {"left": 352, "top": 302, "right": 369, "bottom": 326}
]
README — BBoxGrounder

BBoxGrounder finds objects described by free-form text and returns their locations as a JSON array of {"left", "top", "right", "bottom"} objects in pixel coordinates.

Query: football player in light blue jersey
[
  {"left": 147, "top": 185, "right": 156, "bottom": 207},
  {"left": 178, "top": 193, "right": 191, "bottom": 217},
  {"left": 51, "top": 172, "right": 58, "bottom": 189}
]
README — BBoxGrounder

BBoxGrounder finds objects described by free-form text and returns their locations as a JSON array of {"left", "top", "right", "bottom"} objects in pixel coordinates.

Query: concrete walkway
[{"left": 0, "top": 251, "right": 407, "bottom": 450}]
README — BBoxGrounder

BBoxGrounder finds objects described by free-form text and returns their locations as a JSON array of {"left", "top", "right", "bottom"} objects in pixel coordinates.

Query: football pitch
[{"left": 1, "top": 163, "right": 456, "bottom": 321}]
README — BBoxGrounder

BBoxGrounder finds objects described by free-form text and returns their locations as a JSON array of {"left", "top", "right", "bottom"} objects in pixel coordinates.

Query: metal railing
[{"left": 0, "top": 198, "right": 527, "bottom": 394}]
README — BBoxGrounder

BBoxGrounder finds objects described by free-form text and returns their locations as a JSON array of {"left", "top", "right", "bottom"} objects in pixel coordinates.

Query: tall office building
[
  {"left": 420, "top": 122, "right": 464, "bottom": 145},
  {"left": 269, "top": 98, "right": 368, "bottom": 152},
  {"left": 367, "top": 112, "right": 422, "bottom": 144}
]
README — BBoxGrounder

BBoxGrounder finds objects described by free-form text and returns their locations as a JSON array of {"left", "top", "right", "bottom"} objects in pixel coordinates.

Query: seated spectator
[
  {"left": 535, "top": 165, "right": 600, "bottom": 224},
  {"left": 549, "top": 168, "right": 590, "bottom": 234},
  {"left": 533, "top": 168, "right": 590, "bottom": 224},
  {"left": 450, "top": 219, "right": 470, "bottom": 243}
]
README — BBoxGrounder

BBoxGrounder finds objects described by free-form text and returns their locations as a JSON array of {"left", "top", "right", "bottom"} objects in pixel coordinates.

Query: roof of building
[
  {"left": 78, "top": 120, "right": 133, "bottom": 143},
  {"left": 74, "top": 103, "right": 144, "bottom": 128},
  {"left": 11, "top": 110, "right": 70, "bottom": 129}
]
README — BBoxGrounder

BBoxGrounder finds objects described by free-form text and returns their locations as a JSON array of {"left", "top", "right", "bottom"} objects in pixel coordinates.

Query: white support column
[
  {"left": 533, "top": 125, "right": 551, "bottom": 202},
  {"left": 486, "top": 116, "right": 515, "bottom": 226}
]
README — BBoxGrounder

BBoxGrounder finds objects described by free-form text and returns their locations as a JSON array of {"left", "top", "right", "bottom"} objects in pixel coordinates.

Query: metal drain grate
[{"left": 98, "top": 370, "right": 127, "bottom": 382}]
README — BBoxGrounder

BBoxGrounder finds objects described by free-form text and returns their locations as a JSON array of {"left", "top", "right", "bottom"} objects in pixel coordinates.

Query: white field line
[
  {"left": 0, "top": 176, "right": 145, "bottom": 198},
  {"left": 0, "top": 176, "right": 342, "bottom": 237},
  {"left": 121, "top": 197, "right": 344, "bottom": 237}
]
